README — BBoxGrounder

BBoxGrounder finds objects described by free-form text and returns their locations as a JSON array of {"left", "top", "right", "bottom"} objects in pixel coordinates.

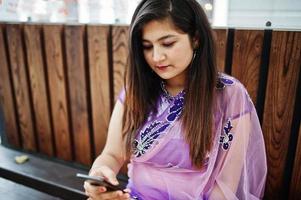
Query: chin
[{"left": 157, "top": 74, "right": 174, "bottom": 80}]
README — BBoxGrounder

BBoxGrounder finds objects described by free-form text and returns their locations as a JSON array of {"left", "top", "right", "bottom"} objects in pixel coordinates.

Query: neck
[{"left": 164, "top": 76, "right": 186, "bottom": 96}]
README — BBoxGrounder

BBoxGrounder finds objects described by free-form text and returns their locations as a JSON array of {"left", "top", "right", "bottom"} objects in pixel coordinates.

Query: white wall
[
  {"left": 226, "top": 0, "right": 301, "bottom": 29},
  {"left": 1, "top": 0, "right": 301, "bottom": 29},
  {"left": 0, "top": 0, "right": 20, "bottom": 22}
]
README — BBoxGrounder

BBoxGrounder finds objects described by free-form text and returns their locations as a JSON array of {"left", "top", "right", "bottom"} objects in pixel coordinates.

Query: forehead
[{"left": 141, "top": 18, "right": 186, "bottom": 41}]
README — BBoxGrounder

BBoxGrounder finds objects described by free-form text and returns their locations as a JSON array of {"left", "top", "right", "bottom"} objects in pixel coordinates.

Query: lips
[{"left": 156, "top": 65, "right": 169, "bottom": 70}]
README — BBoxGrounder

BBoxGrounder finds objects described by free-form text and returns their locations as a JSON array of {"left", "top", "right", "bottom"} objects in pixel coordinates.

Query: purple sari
[{"left": 119, "top": 74, "right": 267, "bottom": 200}]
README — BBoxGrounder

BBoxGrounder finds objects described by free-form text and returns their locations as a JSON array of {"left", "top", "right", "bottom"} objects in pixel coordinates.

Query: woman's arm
[
  {"left": 84, "top": 100, "right": 131, "bottom": 200},
  {"left": 90, "top": 100, "right": 127, "bottom": 175},
  {"left": 208, "top": 113, "right": 251, "bottom": 200}
]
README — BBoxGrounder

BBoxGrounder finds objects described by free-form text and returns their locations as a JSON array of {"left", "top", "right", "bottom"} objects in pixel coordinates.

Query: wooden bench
[
  {"left": 0, "top": 177, "right": 60, "bottom": 200},
  {"left": 0, "top": 23, "right": 300, "bottom": 199},
  {"left": 0, "top": 145, "right": 86, "bottom": 199},
  {"left": 0, "top": 145, "right": 128, "bottom": 199}
]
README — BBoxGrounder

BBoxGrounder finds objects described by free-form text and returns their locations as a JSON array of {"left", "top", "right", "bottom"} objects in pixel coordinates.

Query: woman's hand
[
  {"left": 84, "top": 166, "right": 131, "bottom": 200},
  {"left": 84, "top": 186, "right": 131, "bottom": 200}
]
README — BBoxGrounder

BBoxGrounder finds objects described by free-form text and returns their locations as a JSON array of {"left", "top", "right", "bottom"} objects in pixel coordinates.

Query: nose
[{"left": 152, "top": 47, "right": 165, "bottom": 62}]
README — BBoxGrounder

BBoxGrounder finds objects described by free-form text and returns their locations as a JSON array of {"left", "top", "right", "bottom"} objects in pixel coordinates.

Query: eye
[
  {"left": 162, "top": 42, "right": 175, "bottom": 48},
  {"left": 142, "top": 45, "right": 153, "bottom": 50}
]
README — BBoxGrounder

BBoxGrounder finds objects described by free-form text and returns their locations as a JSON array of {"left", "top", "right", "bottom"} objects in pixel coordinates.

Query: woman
[{"left": 84, "top": 0, "right": 267, "bottom": 199}]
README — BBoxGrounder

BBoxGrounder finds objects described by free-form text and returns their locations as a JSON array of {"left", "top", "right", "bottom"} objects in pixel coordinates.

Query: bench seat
[{"left": 0, "top": 145, "right": 128, "bottom": 200}]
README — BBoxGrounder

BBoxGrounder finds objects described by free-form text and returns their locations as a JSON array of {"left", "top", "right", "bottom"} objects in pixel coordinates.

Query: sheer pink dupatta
[{"left": 208, "top": 78, "right": 267, "bottom": 200}]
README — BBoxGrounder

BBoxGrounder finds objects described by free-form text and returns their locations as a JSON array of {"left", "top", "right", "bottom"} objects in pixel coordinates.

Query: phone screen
[{"left": 76, "top": 173, "right": 125, "bottom": 192}]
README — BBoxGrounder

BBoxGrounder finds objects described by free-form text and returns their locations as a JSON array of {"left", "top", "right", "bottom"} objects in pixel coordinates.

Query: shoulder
[
  {"left": 215, "top": 73, "right": 254, "bottom": 118},
  {"left": 216, "top": 73, "right": 248, "bottom": 96}
]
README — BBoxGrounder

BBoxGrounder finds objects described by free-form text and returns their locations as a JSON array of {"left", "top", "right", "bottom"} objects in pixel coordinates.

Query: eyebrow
[{"left": 142, "top": 35, "right": 177, "bottom": 43}]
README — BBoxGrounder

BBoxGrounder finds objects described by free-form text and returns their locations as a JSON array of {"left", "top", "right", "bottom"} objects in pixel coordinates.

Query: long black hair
[{"left": 123, "top": 0, "right": 217, "bottom": 168}]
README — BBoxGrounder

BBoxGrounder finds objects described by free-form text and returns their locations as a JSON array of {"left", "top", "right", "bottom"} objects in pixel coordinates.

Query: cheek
[{"left": 170, "top": 45, "right": 193, "bottom": 65}]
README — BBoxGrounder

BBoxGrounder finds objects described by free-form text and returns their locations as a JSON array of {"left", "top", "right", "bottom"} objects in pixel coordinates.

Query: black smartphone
[{"left": 76, "top": 173, "right": 125, "bottom": 192}]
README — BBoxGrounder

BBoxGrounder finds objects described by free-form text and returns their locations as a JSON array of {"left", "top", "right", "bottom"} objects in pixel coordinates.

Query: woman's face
[{"left": 142, "top": 18, "right": 195, "bottom": 86}]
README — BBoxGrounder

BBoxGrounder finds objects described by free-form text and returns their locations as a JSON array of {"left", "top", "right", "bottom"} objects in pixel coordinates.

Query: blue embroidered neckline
[
  {"left": 133, "top": 89, "right": 185, "bottom": 157},
  {"left": 160, "top": 81, "right": 185, "bottom": 102}
]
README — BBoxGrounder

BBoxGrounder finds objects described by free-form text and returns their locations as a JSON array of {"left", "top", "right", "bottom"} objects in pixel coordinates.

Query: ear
[
  {"left": 192, "top": 31, "right": 200, "bottom": 49},
  {"left": 192, "top": 38, "right": 199, "bottom": 49}
]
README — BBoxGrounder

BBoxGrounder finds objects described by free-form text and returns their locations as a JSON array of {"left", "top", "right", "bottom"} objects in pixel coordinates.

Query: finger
[
  {"left": 98, "top": 166, "right": 119, "bottom": 185},
  {"left": 89, "top": 166, "right": 119, "bottom": 186},
  {"left": 100, "top": 190, "right": 124, "bottom": 199},
  {"left": 123, "top": 188, "right": 131, "bottom": 193},
  {"left": 120, "top": 192, "right": 131, "bottom": 200},
  {"left": 84, "top": 182, "right": 90, "bottom": 196},
  {"left": 84, "top": 181, "right": 107, "bottom": 194}
]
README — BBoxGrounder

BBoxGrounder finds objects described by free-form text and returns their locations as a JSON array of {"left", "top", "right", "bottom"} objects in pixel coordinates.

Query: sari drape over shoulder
[{"left": 119, "top": 74, "right": 267, "bottom": 200}]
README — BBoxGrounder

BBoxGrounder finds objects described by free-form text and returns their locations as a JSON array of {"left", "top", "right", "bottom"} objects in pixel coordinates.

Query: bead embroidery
[
  {"left": 133, "top": 91, "right": 185, "bottom": 157},
  {"left": 219, "top": 119, "right": 234, "bottom": 150},
  {"left": 216, "top": 74, "right": 234, "bottom": 89}
]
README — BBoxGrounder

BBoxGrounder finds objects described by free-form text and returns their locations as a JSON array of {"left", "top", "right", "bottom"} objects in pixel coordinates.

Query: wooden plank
[
  {"left": 262, "top": 31, "right": 301, "bottom": 200},
  {"left": 23, "top": 25, "right": 53, "bottom": 156},
  {"left": 231, "top": 30, "right": 264, "bottom": 104},
  {"left": 213, "top": 29, "right": 227, "bottom": 72},
  {"left": 87, "top": 25, "right": 111, "bottom": 156},
  {"left": 43, "top": 25, "right": 72, "bottom": 161},
  {"left": 64, "top": 25, "right": 91, "bottom": 165},
  {"left": 0, "top": 177, "right": 61, "bottom": 200},
  {"left": 0, "top": 145, "right": 87, "bottom": 200},
  {"left": 289, "top": 125, "right": 301, "bottom": 200},
  {"left": 112, "top": 26, "right": 129, "bottom": 102},
  {"left": 112, "top": 26, "right": 129, "bottom": 174},
  {"left": 0, "top": 25, "right": 20, "bottom": 147},
  {"left": 6, "top": 24, "right": 36, "bottom": 151}
]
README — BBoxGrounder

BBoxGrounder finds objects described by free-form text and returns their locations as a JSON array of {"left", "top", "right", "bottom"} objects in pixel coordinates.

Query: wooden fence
[{"left": 0, "top": 23, "right": 300, "bottom": 199}]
